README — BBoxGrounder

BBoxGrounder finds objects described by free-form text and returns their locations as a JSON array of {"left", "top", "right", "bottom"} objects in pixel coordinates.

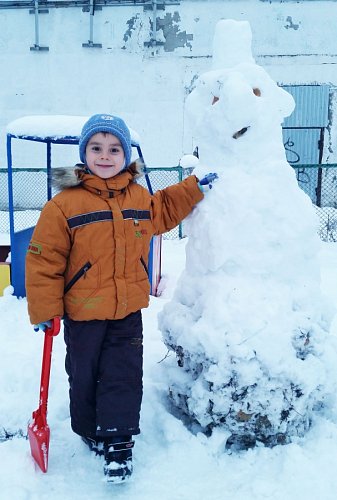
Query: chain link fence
[
  {"left": 0, "top": 169, "right": 11, "bottom": 237},
  {"left": 137, "top": 166, "right": 194, "bottom": 239},
  {"left": 0, "top": 169, "right": 49, "bottom": 237},
  {"left": 0, "top": 166, "right": 193, "bottom": 239},
  {"left": 292, "top": 164, "right": 337, "bottom": 242},
  {"left": 2, "top": 165, "right": 337, "bottom": 241}
]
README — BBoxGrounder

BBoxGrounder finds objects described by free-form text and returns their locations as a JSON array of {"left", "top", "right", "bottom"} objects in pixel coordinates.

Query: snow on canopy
[
  {"left": 6, "top": 115, "right": 140, "bottom": 144},
  {"left": 159, "top": 19, "right": 337, "bottom": 449}
]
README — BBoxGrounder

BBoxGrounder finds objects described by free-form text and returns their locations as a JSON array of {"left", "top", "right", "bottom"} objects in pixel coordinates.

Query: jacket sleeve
[
  {"left": 25, "top": 200, "right": 71, "bottom": 325},
  {"left": 151, "top": 175, "right": 204, "bottom": 235}
]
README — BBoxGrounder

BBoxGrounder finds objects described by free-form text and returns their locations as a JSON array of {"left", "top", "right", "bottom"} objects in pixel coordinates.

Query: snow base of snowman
[{"left": 164, "top": 331, "right": 324, "bottom": 450}]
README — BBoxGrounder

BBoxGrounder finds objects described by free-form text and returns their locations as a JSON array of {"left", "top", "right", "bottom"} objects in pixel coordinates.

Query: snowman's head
[
  {"left": 186, "top": 63, "right": 294, "bottom": 161},
  {"left": 185, "top": 20, "right": 295, "bottom": 166}
]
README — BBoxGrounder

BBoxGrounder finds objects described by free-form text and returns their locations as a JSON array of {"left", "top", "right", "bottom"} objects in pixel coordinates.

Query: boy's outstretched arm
[{"left": 151, "top": 175, "right": 204, "bottom": 234}]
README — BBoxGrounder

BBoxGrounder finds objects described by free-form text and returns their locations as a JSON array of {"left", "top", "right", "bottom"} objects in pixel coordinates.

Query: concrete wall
[{"left": 0, "top": 1, "right": 336, "bottom": 168}]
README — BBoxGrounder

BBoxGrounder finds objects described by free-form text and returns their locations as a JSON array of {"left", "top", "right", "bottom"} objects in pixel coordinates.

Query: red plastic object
[{"left": 28, "top": 317, "right": 60, "bottom": 472}]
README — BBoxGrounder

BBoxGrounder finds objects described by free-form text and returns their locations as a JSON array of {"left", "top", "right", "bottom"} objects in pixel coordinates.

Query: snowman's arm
[{"left": 151, "top": 175, "right": 203, "bottom": 234}]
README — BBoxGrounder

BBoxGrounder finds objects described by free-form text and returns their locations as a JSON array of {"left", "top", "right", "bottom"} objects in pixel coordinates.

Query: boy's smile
[{"left": 85, "top": 132, "right": 126, "bottom": 179}]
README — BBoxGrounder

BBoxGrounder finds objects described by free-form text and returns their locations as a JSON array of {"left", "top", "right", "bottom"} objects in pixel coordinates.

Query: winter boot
[
  {"left": 103, "top": 436, "right": 134, "bottom": 483},
  {"left": 81, "top": 436, "right": 105, "bottom": 456}
]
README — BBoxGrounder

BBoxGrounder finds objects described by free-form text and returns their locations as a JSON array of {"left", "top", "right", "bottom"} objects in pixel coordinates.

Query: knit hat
[{"left": 79, "top": 114, "right": 132, "bottom": 167}]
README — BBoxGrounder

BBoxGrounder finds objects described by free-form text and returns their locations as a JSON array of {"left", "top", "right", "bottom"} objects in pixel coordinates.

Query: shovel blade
[{"left": 28, "top": 417, "right": 50, "bottom": 473}]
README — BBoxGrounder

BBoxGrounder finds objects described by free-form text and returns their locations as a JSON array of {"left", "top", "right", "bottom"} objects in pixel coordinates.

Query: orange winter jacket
[{"left": 26, "top": 167, "right": 203, "bottom": 324}]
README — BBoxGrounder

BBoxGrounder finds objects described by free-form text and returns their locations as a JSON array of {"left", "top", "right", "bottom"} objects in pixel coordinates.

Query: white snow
[
  {"left": 179, "top": 154, "right": 200, "bottom": 169},
  {"left": 1, "top": 240, "right": 337, "bottom": 499},
  {"left": 7, "top": 115, "right": 141, "bottom": 145},
  {"left": 212, "top": 20, "right": 255, "bottom": 70}
]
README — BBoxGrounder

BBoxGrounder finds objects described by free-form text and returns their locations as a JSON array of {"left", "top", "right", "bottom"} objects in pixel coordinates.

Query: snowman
[{"left": 159, "top": 20, "right": 337, "bottom": 449}]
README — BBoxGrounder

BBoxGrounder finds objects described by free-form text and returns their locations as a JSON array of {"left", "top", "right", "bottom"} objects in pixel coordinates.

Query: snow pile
[{"left": 159, "top": 20, "right": 337, "bottom": 449}]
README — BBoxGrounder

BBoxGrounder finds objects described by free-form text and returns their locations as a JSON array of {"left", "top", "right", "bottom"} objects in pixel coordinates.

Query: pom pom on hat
[{"left": 79, "top": 114, "right": 132, "bottom": 167}]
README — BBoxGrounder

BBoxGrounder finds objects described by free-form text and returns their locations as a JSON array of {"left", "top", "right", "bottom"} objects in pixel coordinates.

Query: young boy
[{"left": 25, "top": 113, "right": 216, "bottom": 483}]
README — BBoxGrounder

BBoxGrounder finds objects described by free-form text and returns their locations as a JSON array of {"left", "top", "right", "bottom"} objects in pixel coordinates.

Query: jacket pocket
[
  {"left": 64, "top": 261, "right": 92, "bottom": 294},
  {"left": 140, "top": 256, "right": 149, "bottom": 277}
]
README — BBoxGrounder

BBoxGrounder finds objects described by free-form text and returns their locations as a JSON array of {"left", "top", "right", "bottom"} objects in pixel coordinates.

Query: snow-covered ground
[{"left": 1, "top": 238, "right": 337, "bottom": 500}]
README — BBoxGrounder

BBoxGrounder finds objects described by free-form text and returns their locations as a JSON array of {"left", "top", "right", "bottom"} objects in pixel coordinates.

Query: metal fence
[
  {"left": 2, "top": 164, "right": 337, "bottom": 241},
  {"left": 0, "top": 166, "right": 193, "bottom": 239},
  {"left": 292, "top": 164, "right": 337, "bottom": 242}
]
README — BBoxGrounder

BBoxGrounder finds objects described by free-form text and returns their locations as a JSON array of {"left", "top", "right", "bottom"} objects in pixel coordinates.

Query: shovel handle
[
  {"left": 38, "top": 332, "right": 54, "bottom": 417},
  {"left": 38, "top": 317, "right": 60, "bottom": 414}
]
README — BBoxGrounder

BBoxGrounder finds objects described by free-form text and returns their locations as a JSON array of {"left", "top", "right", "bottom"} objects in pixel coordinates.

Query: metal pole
[
  {"left": 6, "top": 135, "right": 15, "bottom": 247},
  {"left": 30, "top": 0, "right": 49, "bottom": 51},
  {"left": 89, "top": 0, "right": 94, "bottom": 44},
  {"left": 152, "top": 0, "right": 157, "bottom": 44},
  {"left": 82, "top": 0, "right": 102, "bottom": 48},
  {"left": 316, "top": 128, "right": 325, "bottom": 207},
  {"left": 47, "top": 142, "right": 52, "bottom": 201},
  {"left": 178, "top": 166, "right": 183, "bottom": 238},
  {"left": 34, "top": 0, "right": 39, "bottom": 47}
]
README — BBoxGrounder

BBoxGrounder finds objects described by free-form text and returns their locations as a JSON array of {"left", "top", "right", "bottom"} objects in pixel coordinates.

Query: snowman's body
[{"left": 159, "top": 20, "right": 336, "bottom": 449}]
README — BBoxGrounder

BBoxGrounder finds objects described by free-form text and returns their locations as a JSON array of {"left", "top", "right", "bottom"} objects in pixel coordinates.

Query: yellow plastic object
[{"left": 0, "top": 264, "right": 10, "bottom": 296}]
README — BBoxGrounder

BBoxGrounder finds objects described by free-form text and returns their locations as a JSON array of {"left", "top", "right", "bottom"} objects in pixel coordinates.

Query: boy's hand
[
  {"left": 198, "top": 173, "right": 218, "bottom": 192},
  {"left": 34, "top": 317, "right": 61, "bottom": 336},
  {"left": 34, "top": 321, "right": 51, "bottom": 332}
]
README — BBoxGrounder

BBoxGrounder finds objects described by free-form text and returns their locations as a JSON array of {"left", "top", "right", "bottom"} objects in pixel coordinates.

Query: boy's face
[{"left": 85, "top": 132, "right": 125, "bottom": 179}]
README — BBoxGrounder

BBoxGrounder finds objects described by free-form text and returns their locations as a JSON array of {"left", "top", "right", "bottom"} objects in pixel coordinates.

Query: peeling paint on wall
[
  {"left": 184, "top": 73, "right": 199, "bottom": 95},
  {"left": 122, "top": 14, "right": 144, "bottom": 51},
  {"left": 123, "top": 15, "right": 141, "bottom": 43},
  {"left": 154, "top": 11, "right": 193, "bottom": 52},
  {"left": 284, "top": 16, "right": 300, "bottom": 30}
]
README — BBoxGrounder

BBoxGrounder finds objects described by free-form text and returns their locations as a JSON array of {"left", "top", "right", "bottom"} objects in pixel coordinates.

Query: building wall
[{"left": 0, "top": 1, "right": 336, "bottom": 167}]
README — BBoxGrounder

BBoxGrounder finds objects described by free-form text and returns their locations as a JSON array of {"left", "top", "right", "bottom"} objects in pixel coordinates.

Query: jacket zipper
[
  {"left": 140, "top": 256, "right": 149, "bottom": 277},
  {"left": 64, "top": 261, "right": 92, "bottom": 294}
]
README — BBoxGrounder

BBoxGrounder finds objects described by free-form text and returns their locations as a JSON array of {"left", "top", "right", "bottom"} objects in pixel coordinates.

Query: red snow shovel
[{"left": 28, "top": 317, "right": 61, "bottom": 473}]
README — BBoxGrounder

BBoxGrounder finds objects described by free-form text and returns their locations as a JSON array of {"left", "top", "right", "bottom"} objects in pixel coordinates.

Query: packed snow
[
  {"left": 1, "top": 240, "right": 337, "bottom": 499},
  {"left": 7, "top": 115, "right": 141, "bottom": 144}
]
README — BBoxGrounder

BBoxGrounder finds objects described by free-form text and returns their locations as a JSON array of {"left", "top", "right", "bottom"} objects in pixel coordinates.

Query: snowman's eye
[
  {"left": 253, "top": 88, "right": 261, "bottom": 97},
  {"left": 212, "top": 96, "right": 219, "bottom": 105}
]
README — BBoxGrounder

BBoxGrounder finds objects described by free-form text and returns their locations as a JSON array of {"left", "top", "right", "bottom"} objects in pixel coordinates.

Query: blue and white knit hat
[{"left": 79, "top": 114, "right": 132, "bottom": 167}]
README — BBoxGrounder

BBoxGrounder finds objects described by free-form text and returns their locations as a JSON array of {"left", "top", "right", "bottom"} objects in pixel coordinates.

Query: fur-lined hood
[{"left": 51, "top": 160, "right": 144, "bottom": 191}]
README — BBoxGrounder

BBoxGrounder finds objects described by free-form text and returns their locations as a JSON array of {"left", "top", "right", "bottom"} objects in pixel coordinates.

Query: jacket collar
[{"left": 78, "top": 170, "right": 133, "bottom": 199}]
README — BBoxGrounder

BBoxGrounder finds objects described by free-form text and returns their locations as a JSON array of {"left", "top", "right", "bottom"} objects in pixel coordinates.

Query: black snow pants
[{"left": 63, "top": 311, "right": 143, "bottom": 439}]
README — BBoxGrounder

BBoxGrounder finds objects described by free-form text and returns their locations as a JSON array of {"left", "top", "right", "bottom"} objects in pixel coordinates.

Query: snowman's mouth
[{"left": 232, "top": 126, "right": 250, "bottom": 139}]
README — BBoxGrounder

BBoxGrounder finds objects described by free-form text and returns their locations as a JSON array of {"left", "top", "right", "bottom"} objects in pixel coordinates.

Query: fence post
[
  {"left": 178, "top": 166, "right": 183, "bottom": 239},
  {"left": 6, "top": 135, "right": 15, "bottom": 252}
]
